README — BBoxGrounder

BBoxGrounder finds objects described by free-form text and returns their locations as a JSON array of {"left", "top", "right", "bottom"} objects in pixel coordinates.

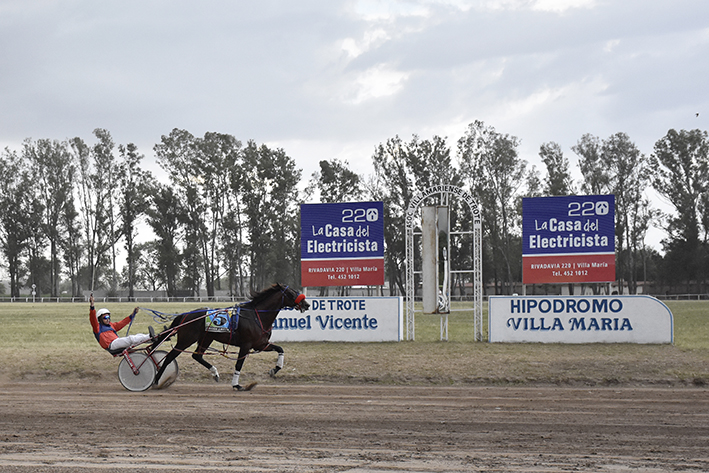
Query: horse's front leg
[
  {"left": 232, "top": 347, "right": 256, "bottom": 391},
  {"left": 263, "top": 343, "right": 285, "bottom": 377},
  {"left": 193, "top": 337, "right": 219, "bottom": 382}
]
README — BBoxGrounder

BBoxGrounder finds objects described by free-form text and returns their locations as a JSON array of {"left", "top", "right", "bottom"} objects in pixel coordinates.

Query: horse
[{"left": 152, "top": 283, "right": 309, "bottom": 390}]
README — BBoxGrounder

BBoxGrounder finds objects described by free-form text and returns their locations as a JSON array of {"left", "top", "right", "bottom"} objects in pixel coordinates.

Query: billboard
[
  {"left": 271, "top": 296, "right": 402, "bottom": 342},
  {"left": 301, "top": 201, "right": 385, "bottom": 287},
  {"left": 522, "top": 195, "right": 615, "bottom": 284},
  {"left": 488, "top": 295, "right": 673, "bottom": 344}
]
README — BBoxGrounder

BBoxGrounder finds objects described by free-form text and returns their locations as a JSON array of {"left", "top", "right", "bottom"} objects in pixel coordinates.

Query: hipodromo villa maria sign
[
  {"left": 522, "top": 195, "right": 615, "bottom": 284},
  {"left": 489, "top": 295, "right": 673, "bottom": 344},
  {"left": 300, "top": 201, "right": 385, "bottom": 287}
]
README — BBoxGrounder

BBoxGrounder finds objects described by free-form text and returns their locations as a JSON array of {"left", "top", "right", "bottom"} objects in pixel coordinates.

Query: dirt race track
[{"left": 0, "top": 381, "right": 707, "bottom": 473}]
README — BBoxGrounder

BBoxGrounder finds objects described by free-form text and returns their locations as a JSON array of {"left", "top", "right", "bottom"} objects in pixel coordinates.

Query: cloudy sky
[{"left": 2, "top": 0, "right": 708, "bottom": 249}]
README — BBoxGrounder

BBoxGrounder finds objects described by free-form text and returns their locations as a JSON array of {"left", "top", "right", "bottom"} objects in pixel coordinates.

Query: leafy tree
[
  {"left": 25, "top": 194, "right": 48, "bottom": 296},
  {"left": 70, "top": 137, "right": 97, "bottom": 292},
  {"left": 61, "top": 195, "right": 83, "bottom": 297},
  {"left": 71, "top": 130, "right": 119, "bottom": 292},
  {"left": 370, "top": 134, "right": 455, "bottom": 296},
  {"left": 601, "top": 133, "right": 654, "bottom": 294},
  {"left": 306, "top": 159, "right": 363, "bottom": 203},
  {"left": 651, "top": 128, "right": 709, "bottom": 290},
  {"left": 0, "top": 149, "right": 35, "bottom": 297},
  {"left": 240, "top": 141, "right": 301, "bottom": 291},
  {"left": 154, "top": 129, "right": 203, "bottom": 296},
  {"left": 458, "top": 121, "right": 527, "bottom": 293},
  {"left": 223, "top": 159, "right": 247, "bottom": 297},
  {"left": 155, "top": 129, "right": 242, "bottom": 297},
  {"left": 573, "top": 133, "right": 656, "bottom": 293},
  {"left": 117, "top": 143, "right": 152, "bottom": 299},
  {"left": 145, "top": 182, "right": 184, "bottom": 297},
  {"left": 458, "top": 120, "right": 526, "bottom": 294},
  {"left": 539, "top": 141, "right": 574, "bottom": 196},
  {"left": 24, "top": 138, "right": 75, "bottom": 297},
  {"left": 92, "top": 129, "right": 122, "bottom": 294},
  {"left": 123, "top": 241, "right": 163, "bottom": 292},
  {"left": 573, "top": 134, "right": 611, "bottom": 195},
  {"left": 194, "top": 132, "right": 242, "bottom": 296},
  {"left": 525, "top": 165, "right": 544, "bottom": 198},
  {"left": 221, "top": 205, "right": 247, "bottom": 297},
  {"left": 370, "top": 136, "right": 414, "bottom": 297}
]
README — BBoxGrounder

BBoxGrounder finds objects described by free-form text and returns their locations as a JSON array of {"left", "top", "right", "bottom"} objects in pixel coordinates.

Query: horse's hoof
[
  {"left": 210, "top": 367, "right": 220, "bottom": 382},
  {"left": 269, "top": 367, "right": 280, "bottom": 377},
  {"left": 233, "top": 382, "right": 257, "bottom": 391}
]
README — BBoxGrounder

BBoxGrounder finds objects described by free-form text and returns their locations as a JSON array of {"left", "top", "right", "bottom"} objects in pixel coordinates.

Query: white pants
[{"left": 109, "top": 334, "right": 151, "bottom": 351}]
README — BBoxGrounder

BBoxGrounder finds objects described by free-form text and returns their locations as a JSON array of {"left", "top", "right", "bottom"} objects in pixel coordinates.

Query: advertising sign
[
  {"left": 271, "top": 296, "right": 402, "bottom": 342},
  {"left": 523, "top": 195, "right": 615, "bottom": 284},
  {"left": 488, "top": 295, "right": 673, "bottom": 344},
  {"left": 301, "top": 201, "right": 385, "bottom": 287}
]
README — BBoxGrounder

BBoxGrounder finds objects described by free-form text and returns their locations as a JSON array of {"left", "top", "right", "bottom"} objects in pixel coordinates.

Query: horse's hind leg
[
  {"left": 192, "top": 352, "right": 220, "bottom": 382},
  {"left": 154, "top": 348, "right": 180, "bottom": 385},
  {"left": 264, "top": 344, "right": 285, "bottom": 377}
]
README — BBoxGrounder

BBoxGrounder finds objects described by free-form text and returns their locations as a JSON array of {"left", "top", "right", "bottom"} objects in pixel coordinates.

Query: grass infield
[{"left": 0, "top": 300, "right": 707, "bottom": 387}]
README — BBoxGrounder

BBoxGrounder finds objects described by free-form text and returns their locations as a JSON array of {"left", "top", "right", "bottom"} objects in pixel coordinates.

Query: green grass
[
  {"left": 0, "top": 300, "right": 707, "bottom": 386},
  {"left": 668, "top": 300, "right": 709, "bottom": 349}
]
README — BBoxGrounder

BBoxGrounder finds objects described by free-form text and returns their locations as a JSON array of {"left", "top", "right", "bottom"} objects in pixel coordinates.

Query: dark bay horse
[{"left": 152, "top": 283, "right": 309, "bottom": 390}]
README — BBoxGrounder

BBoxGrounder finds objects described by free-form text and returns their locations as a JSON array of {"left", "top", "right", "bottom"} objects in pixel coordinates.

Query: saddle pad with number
[{"left": 205, "top": 308, "right": 239, "bottom": 333}]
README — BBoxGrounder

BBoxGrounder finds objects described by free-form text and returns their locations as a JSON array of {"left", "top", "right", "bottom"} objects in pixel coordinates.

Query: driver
[{"left": 89, "top": 294, "right": 156, "bottom": 352}]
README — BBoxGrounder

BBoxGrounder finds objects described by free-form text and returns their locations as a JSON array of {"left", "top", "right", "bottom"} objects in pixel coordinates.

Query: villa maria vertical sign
[
  {"left": 301, "top": 201, "right": 385, "bottom": 287},
  {"left": 522, "top": 195, "right": 615, "bottom": 284}
]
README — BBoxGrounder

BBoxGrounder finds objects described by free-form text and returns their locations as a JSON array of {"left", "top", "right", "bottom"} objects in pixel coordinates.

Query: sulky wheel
[{"left": 117, "top": 352, "right": 157, "bottom": 392}]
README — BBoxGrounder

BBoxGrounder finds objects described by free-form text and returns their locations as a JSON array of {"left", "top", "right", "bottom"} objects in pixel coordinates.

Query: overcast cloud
[{"left": 2, "top": 0, "right": 708, "bottom": 248}]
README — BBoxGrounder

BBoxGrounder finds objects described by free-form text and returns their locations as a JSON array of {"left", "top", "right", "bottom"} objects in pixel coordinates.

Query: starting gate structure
[{"left": 404, "top": 185, "right": 483, "bottom": 341}]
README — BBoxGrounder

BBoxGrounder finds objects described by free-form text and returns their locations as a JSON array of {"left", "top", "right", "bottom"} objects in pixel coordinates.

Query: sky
[{"left": 1, "top": 0, "right": 708, "bottom": 251}]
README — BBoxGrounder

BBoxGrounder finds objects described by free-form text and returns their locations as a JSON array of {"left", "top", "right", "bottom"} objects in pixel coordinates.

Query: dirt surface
[{"left": 0, "top": 381, "right": 707, "bottom": 472}]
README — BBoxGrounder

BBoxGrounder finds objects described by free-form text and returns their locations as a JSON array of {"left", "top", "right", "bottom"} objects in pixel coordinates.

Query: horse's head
[{"left": 280, "top": 284, "right": 310, "bottom": 313}]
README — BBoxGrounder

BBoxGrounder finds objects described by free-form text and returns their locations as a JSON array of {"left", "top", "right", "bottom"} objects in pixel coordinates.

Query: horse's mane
[{"left": 244, "top": 283, "right": 284, "bottom": 307}]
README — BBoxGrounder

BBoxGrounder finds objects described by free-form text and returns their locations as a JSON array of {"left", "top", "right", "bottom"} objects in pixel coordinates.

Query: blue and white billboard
[
  {"left": 301, "top": 201, "right": 385, "bottom": 286},
  {"left": 522, "top": 195, "right": 615, "bottom": 284},
  {"left": 272, "top": 296, "right": 402, "bottom": 342}
]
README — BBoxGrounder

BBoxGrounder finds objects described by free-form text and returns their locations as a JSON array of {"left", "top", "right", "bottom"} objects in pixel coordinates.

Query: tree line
[{"left": 1, "top": 122, "right": 707, "bottom": 298}]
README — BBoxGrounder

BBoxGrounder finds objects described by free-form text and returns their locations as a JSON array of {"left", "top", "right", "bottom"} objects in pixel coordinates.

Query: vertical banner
[
  {"left": 523, "top": 195, "right": 615, "bottom": 284},
  {"left": 301, "top": 201, "right": 385, "bottom": 287}
]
